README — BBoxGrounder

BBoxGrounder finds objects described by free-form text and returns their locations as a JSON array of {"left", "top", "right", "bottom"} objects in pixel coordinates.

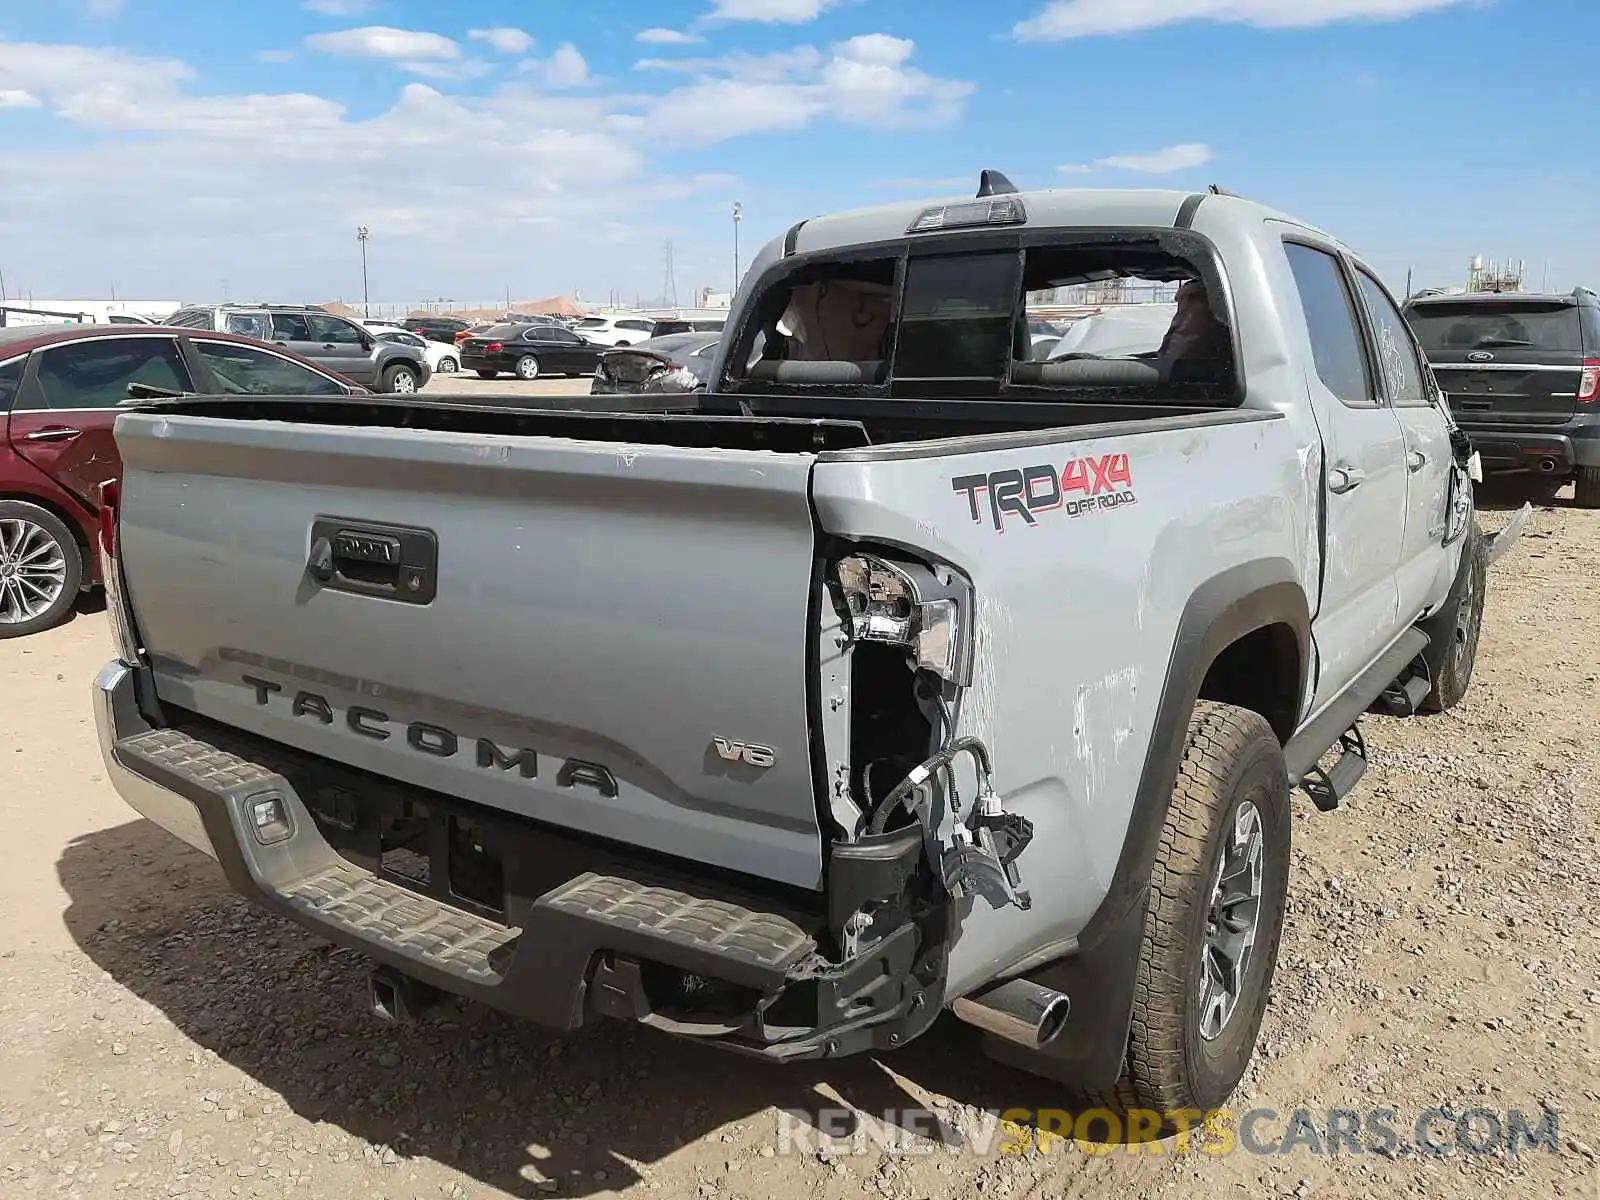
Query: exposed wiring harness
[{"left": 867, "top": 736, "right": 993, "bottom": 835}]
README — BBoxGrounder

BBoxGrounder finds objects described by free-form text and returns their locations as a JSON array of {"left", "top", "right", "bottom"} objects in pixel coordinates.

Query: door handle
[
  {"left": 23, "top": 426, "right": 83, "bottom": 443},
  {"left": 1328, "top": 465, "right": 1366, "bottom": 494},
  {"left": 1407, "top": 450, "right": 1427, "bottom": 473}
]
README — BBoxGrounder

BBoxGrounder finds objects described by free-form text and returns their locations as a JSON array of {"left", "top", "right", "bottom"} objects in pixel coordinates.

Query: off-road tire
[
  {"left": 1417, "top": 519, "right": 1487, "bottom": 713},
  {"left": 1095, "top": 701, "right": 1291, "bottom": 1120},
  {"left": 1575, "top": 467, "right": 1600, "bottom": 509},
  {"left": 0, "top": 500, "right": 84, "bottom": 639},
  {"left": 475, "top": 370, "right": 497, "bottom": 379}
]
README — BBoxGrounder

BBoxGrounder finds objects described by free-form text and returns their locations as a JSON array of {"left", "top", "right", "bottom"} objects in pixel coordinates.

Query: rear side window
[
  {"left": 191, "top": 341, "right": 345, "bottom": 395},
  {"left": 1353, "top": 270, "right": 1428, "bottom": 408},
  {"left": 224, "top": 312, "right": 273, "bottom": 340},
  {"left": 34, "top": 338, "right": 193, "bottom": 409},
  {"left": 1284, "top": 242, "right": 1374, "bottom": 408},
  {"left": 1405, "top": 302, "right": 1584, "bottom": 356},
  {"left": 1584, "top": 305, "right": 1600, "bottom": 355},
  {"left": 309, "top": 315, "right": 365, "bottom": 345},
  {"left": 0, "top": 357, "right": 23, "bottom": 412},
  {"left": 271, "top": 313, "right": 313, "bottom": 341}
]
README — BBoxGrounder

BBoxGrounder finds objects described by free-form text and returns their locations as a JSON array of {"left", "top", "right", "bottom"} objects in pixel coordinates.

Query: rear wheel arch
[
  {"left": 0, "top": 488, "right": 95, "bottom": 585},
  {"left": 982, "top": 560, "right": 1309, "bottom": 1093}
]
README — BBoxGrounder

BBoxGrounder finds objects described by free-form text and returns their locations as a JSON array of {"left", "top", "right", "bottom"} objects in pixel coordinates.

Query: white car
[
  {"left": 572, "top": 315, "right": 659, "bottom": 347},
  {"left": 364, "top": 323, "right": 461, "bottom": 375}
]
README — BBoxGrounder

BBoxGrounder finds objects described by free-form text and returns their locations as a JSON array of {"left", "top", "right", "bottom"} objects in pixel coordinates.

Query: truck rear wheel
[
  {"left": 1417, "top": 520, "right": 1486, "bottom": 714},
  {"left": 1575, "top": 467, "right": 1600, "bottom": 509},
  {"left": 1105, "top": 701, "right": 1291, "bottom": 1118}
]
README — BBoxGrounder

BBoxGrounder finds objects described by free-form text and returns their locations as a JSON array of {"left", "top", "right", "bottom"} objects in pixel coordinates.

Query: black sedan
[
  {"left": 460, "top": 323, "right": 605, "bottom": 380},
  {"left": 591, "top": 333, "right": 719, "bottom": 395}
]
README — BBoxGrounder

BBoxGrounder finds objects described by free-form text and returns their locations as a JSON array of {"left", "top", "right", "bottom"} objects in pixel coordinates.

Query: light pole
[
  {"left": 356, "top": 225, "right": 370, "bottom": 318},
  {"left": 731, "top": 201, "right": 742, "bottom": 296}
]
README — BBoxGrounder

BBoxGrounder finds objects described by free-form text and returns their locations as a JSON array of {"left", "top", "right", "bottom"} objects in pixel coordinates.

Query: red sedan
[{"left": 0, "top": 324, "right": 366, "bottom": 638}]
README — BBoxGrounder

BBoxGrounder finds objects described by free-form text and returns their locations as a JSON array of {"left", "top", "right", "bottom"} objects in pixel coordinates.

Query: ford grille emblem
[{"left": 1467, "top": 351, "right": 1494, "bottom": 362}]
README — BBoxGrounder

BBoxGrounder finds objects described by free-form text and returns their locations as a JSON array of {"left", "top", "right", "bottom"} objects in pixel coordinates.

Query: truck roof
[{"left": 780, "top": 183, "right": 1338, "bottom": 259}]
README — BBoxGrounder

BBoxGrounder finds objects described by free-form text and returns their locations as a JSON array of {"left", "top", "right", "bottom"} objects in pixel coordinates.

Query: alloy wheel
[
  {"left": 0, "top": 518, "right": 69, "bottom": 626},
  {"left": 1197, "top": 799, "right": 1265, "bottom": 1041}
]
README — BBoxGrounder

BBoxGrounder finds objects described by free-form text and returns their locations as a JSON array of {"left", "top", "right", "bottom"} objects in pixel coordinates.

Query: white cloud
[
  {"left": 0, "top": 33, "right": 970, "bottom": 301},
  {"left": 1060, "top": 142, "right": 1214, "bottom": 174},
  {"left": 642, "top": 36, "right": 968, "bottom": 137},
  {"left": 636, "top": 28, "right": 703, "bottom": 44},
  {"left": 543, "top": 43, "right": 591, "bottom": 88},
  {"left": 1015, "top": 0, "right": 1470, "bottom": 40},
  {"left": 0, "top": 88, "right": 44, "bottom": 108},
  {"left": 706, "top": 0, "right": 846, "bottom": 24},
  {"left": 254, "top": 50, "right": 295, "bottom": 63},
  {"left": 468, "top": 27, "right": 534, "bottom": 55},
  {"left": 305, "top": 26, "right": 459, "bottom": 62},
  {"left": 304, "top": 0, "right": 377, "bottom": 14}
]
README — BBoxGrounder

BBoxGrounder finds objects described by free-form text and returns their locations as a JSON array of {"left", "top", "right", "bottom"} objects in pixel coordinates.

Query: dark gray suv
[
  {"left": 1404, "top": 287, "right": 1600, "bottom": 506},
  {"left": 165, "top": 304, "right": 432, "bottom": 394}
]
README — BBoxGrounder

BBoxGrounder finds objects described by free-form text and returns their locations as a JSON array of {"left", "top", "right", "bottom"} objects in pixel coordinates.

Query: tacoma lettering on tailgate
[
  {"left": 239, "top": 673, "right": 619, "bottom": 797},
  {"left": 952, "top": 452, "right": 1137, "bottom": 532}
]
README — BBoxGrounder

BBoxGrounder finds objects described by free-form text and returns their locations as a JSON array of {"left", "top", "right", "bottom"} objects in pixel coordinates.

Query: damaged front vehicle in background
[{"left": 95, "top": 174, "right": 1516, "bottom": 1118}]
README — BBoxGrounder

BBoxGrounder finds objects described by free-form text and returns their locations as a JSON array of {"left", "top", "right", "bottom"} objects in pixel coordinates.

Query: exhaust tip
[
  {"left": 1538, "top": 458, "right": 1559, "bottom": 474},
  {"left": 951, "top": 979, "right": 1072, "bottom": 1050}
]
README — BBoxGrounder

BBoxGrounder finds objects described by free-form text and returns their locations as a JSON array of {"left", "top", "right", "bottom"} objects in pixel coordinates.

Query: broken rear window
[{"left": 723, "top": 230, "right": 1239, "bottom": 406}]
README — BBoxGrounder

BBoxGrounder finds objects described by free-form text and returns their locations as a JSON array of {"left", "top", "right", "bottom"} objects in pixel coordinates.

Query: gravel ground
[{"left": 0, "top": 487, "right": 1595, "bottom": 1200}]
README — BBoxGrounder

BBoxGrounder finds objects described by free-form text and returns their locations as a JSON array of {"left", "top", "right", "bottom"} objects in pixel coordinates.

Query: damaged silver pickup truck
[{"left": 93, "top": 175, "right": 1525, "bottom": 1116}]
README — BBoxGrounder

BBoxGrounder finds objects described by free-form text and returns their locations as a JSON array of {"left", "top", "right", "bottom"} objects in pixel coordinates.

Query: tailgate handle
[{"left": 308, "top": 518, "right": 438, "bottom": 605}]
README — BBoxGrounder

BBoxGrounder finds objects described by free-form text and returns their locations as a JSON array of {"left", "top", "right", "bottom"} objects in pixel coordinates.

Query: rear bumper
[
  {"left": 93, "top": 661, "right": 942, "bottom": 1059},
  {"left": 1457, "top": 415, "right": 1600, "bottom": 473}
]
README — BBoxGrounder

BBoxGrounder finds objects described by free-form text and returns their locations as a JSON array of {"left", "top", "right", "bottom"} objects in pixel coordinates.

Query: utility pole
[
  {"left": 732, "top": 200, "right": 742, "bottom": 295},
  {"left": 356, "top": 226, "right": 370, "bottom": 318}
]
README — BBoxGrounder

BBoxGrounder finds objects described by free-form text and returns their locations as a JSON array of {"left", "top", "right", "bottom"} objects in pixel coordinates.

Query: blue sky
[{"left": 0, "top": 0, "right": 1594, "bottom": 310}]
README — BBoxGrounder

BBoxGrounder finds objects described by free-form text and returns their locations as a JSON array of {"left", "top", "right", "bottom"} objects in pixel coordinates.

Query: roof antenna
[
  {"left": 1207, "top": 184, "right": 1243, "bottom": 198},
  {"left": 977, "top": 170, "right": 1019, "bottom": 198}
]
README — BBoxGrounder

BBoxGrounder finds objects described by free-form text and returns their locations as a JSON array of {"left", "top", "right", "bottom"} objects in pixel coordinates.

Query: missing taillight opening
[{"left": 97, "top": 479, "right": 120, "bottom": 559}]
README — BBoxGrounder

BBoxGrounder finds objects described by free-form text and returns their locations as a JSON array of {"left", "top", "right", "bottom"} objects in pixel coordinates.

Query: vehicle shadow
[
  {"left": 59, "top": 819, "right": 1101, "bottom": 1197},
  {"left": 1472, "top": 477, "right": 1572, "bottom": 512}
]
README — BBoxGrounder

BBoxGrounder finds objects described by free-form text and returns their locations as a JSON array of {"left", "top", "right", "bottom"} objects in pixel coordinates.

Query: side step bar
[{"left": 1284, "top": 627, "right": 1429, "bottom": 810}]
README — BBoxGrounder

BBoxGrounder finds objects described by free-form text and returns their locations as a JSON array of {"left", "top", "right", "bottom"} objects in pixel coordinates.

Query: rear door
[
  {"left": 186, "top": 338, "right": 351, "bottom": 396},
  {"left": 306, "top": 314, "right": 375, "bottom": 385},
  {"left": 541, "top": 326, "right": 600, "bottom": 372},
  {"left": 270, "top": 312, "right": 323, "bottom": 369},
  {"left": 1350, "top": 265, "right": 1456, "bottom": 624},
  {"left": 10, "top": 334, "right": 194, "bottom": 510},
  {"left": 1405, "top": 298, "right": 1585, "bottom": 425},
  {"left": 1281, "top": 240, "right": 1410, "bottom": 709}
]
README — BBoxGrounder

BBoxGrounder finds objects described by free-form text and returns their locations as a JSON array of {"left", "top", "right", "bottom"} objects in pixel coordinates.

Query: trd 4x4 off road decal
[{"left": 953, "top": 453, "right": 1137, "bottom": 532}]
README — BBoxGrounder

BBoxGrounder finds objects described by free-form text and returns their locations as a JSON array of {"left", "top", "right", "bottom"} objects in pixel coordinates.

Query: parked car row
[
  {"left": 0, "top": 323, "right": 369, "bottom": 638},
  {"left": 166, "top": 304, "right": 432, "bottom": 393}
]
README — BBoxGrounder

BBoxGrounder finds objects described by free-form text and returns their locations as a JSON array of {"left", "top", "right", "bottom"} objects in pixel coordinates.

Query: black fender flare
[{"left": 984, "top": 558, "right": 1310, "bottom": 1089}]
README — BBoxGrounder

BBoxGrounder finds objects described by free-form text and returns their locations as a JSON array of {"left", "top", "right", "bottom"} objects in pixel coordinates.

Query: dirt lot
[{"left": 1, "top": 490, "right": 1596, "bottom": 1200}]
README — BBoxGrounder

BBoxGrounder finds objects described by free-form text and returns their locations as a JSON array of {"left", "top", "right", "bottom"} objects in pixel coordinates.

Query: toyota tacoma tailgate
[{"left": 111, "top": 407, "right": 827, "bottom": 889}]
